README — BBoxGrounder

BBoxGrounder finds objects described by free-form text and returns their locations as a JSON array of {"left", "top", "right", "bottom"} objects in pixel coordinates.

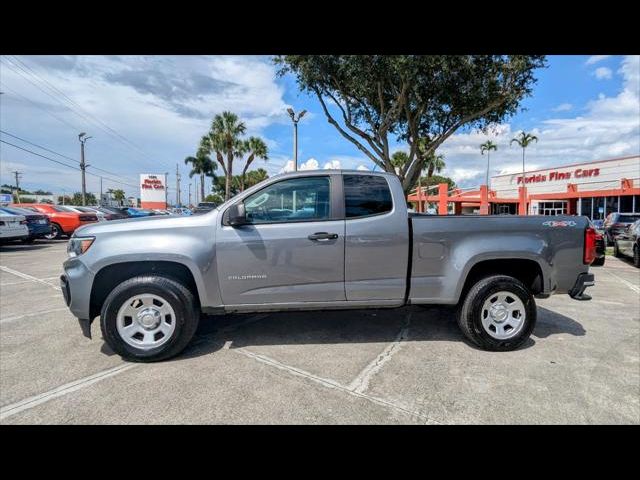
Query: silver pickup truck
[{"left": 61, "top": 170, "right": 597, "bottom": 361}]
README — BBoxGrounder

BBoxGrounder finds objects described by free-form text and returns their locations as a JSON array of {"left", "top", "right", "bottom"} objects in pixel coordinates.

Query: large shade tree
[{"left": 275, "top": 55, "right": 546, "bottom": 193}]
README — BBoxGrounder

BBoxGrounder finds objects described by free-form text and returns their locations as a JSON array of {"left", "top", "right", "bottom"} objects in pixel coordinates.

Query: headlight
[{"left": 67, "top": 236, "right": 95, "bottom": 257}]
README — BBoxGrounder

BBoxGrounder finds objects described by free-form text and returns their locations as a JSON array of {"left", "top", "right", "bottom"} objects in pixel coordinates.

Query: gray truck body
[{"left": 61, "top": 170, "right": 593, "bottom": 329}]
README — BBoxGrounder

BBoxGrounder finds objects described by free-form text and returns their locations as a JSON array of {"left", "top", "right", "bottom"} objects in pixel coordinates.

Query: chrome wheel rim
[
  {"left": 44, "top": 225, "right": 58, "bottom": 240},
  {"left": 116, "top": 294, "right": 176, "bottom": 350},
  {"left": 481, "top": 291, "right": 526, "bottom": 340}
]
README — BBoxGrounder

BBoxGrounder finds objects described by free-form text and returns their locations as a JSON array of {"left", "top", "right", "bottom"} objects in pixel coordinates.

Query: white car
[{"left": 0, "top": 212, "right": 29, "bottom": 242}]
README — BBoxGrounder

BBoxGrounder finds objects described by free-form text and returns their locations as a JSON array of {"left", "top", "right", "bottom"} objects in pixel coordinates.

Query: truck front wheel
[
  {"left": 100, "top": 275, "right": 200, "bottom": 362},
  {"left": 457, "top": 275, "right": 536, "bottom": 351}
]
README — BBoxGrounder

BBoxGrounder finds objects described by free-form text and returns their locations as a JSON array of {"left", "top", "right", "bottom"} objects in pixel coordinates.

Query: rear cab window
[{"left": 343, "top": 174, "right": 393, "bottom": 218}]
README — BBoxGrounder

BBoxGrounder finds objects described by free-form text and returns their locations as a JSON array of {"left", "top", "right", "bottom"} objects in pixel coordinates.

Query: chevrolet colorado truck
[{"left": 60, "top": 170, "right": 597, "bottom": 361}]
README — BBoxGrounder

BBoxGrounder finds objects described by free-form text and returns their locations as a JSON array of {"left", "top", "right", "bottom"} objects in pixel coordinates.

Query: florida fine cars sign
[
  {"left": 517, "top": 168, "right": 600, "bottom": 184},
  {"left": 140, "top": 174, "right": 167, "bottom": 209}
]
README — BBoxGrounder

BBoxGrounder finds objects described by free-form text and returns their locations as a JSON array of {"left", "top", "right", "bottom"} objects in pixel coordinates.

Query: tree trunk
[
  {"left": 225, "top": 151, "right": 233, "bottom": 201},
  {"left": 200, "top": 173, "right": 205, "bottom": 201}
]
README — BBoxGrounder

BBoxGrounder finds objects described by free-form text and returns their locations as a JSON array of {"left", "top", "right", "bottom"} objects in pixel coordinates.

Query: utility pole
[
  {"left": 188, "top": 183, "right": 192, "bottom": 207},
  {"left": 99, "top": 177, "right": 103, "bottom": 206},
  {"left": 175, "top": 163, "right": 181, "bottom": 208},
  {"left": 12, "top": 170, "right": 22, "bottom": 203},
  {"left": 78, "top": 132, "right": 92, "bottom": 206},
  {"left": 287, "top": 108, "right": 307, "bottom": 171},
  {"left": 164, "top": 172, "right": 169, "bottom": 208}
]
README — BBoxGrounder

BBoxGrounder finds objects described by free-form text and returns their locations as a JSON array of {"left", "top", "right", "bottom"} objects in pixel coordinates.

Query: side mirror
[{"left": 228, "top": 202, "right": 247, "bottom": 226}]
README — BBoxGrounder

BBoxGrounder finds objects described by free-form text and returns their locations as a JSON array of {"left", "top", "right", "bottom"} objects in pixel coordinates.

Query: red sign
[
  {"left": 517, "top": 167, "right": 599, "bottom": 184},
  {"left": 141, "top": 176, "right": 165, "bottom": 190}
]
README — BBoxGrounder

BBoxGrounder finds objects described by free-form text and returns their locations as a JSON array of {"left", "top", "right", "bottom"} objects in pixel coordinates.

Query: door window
[
  {"left": 343, "top": 175, "right": 393, "bottom": 218},
  {"left": 243, "top": 176, "right": 331, "bottom": 224}
]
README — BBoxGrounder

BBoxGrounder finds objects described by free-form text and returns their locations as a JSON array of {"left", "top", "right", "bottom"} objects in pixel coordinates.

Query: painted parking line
[
  {"left": 0, "top": 276, "right": 61, "bottom": 287},
  {"left": 0, "top": 363, "right": 137, "bottom": 422},
  {"left": 234, "top": 347, "right": 437, "bottom": 424},
  {"left": 603, "top": 269, "right": 640, "bottom": 294},
  {"left": 0, "top": 266, "right": 61, "bottom": 291},
  {"left": 348, "top": 312, "right": 411, "bottom": 394},
  {"left": 0, "top": 307, "right": 70, "bottom": 324}
]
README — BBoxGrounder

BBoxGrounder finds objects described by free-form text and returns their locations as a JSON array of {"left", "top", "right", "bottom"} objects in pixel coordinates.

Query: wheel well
[
  {"left": 90, "top": 261, "right": 199, "bottom": 320},
  {"left": 460, "top": 259, "right": 544, "bottom": 300}
]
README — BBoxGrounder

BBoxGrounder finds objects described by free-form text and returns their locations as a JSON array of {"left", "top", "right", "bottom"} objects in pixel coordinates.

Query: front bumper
[
  {"left": 569, "top": 272, "right": 595, "bottom": 300},
  {"left": 60, "top": 257, "right": 94, "bottom": 324}
]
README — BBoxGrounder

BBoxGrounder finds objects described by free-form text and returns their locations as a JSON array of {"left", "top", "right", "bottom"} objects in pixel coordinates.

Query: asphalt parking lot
[{"left": 1, "top": 240, "right": 638, "bottom": 424}]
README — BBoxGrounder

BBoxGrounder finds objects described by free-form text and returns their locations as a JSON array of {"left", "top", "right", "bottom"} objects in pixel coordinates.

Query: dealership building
[{"left": 408, "top": 155, "right": 640, "bottom": 219}]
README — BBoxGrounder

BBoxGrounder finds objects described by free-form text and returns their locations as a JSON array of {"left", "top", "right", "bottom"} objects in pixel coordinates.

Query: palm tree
[
  {"left": 510, "top": 131, "right": 538, "bottom": 183},
  {"left": 480, "top": 140, "right": 498, "bottom": 187},
  {"left": 184, "top": 148, "right": 217, "bottom": 202},
  {"left": 240, "top": 137, "right": 268, "bottom": 191},
  {"left": 201, "top": 111, "right": 247, "bottom": 201},
  {"left": 112, "top": 189, "right": 126, "bottom": 206}
]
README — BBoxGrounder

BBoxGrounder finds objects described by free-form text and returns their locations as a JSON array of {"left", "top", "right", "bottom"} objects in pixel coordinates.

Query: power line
[
  {"left": 0, "top": 129, "right": 139, "bottom": 185},
  {"left": 1, "top": 140, "right": 139, "bottom": 189},
  {"left": 1, "top": 56, "right": 172, "bottom": 173}
]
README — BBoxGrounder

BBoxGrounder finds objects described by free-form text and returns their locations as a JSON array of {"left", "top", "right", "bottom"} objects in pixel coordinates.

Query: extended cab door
[
  {"left": 343, "top": 173, "right": 409, "bottom": 301},
  {"left": 216, "top": 173, "right": 346, "bottom": 306}
]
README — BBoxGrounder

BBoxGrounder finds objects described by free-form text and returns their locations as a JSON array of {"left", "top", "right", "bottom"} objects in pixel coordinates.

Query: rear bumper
[{"left": 569, "top": 272, "right": 595, "bottom": 300}]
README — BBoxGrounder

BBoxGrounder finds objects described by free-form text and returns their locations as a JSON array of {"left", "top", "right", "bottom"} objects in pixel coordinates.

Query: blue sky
[{"left": 1, "top": 55, "right": 638, "bottom": 202}]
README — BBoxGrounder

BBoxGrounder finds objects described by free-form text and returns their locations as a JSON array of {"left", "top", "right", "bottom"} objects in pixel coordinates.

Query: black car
[
  {"left": 0, "top": 205, "right": 51, "bottom": 243},
  {"left": 614, "top": 219, "right": 640, "bottom": 267},
  {"left": 96, "top": 206, "right": 130, "bottom": 220},
  {"left": 603, "top": 212, "right": 640, "bottom": 245},
  {"left": 192, "top": 202, "right": 217, "bottom": 215}
]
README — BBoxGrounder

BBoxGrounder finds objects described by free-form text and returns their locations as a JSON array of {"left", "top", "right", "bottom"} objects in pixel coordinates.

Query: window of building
[
  {"left": 580, "top": 197, "right": 592, "bottom": 218},
  {"left": 620, "top": 195, "right": 633, "bottom": 213},
  {"left": 634, "top": 195, "right": 640, "bottom": 213},
  {"left": 344, "top": 175, "right": 393, "bottom": 218},
  {"left": 593, "top": 197, "right": 605, "bottom": 220},
  {"left": 605, "top": 196, "right": 619, "bottom": 215},
  {"left": 539, "top": 201, "right": 567, "bottom": 216}
]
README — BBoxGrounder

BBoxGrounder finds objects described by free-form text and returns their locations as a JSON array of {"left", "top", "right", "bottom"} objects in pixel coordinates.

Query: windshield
[{"left": 618, "top": 215, "right": 640, "bottom": 223}]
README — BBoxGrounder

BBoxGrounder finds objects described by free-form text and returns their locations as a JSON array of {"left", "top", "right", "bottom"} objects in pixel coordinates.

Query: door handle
[{"left": 308, "top": 232, "right": 338, "bottom": 241}]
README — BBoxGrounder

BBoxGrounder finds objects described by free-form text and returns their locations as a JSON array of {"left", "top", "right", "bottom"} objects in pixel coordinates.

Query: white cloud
[
  {"left": 593, "top": 66, "right": 613, "bottom": 80},
  {"left": 552, "top": 103, "right": 573, "bottom": 112},
  {"left": 585, "top": 55, "right": 611, "bottom": 65},
  {"left": 323, "top": 160, "right": 341, "bottom": 169},
  {"left": 356, "top": 165, "right": 369, "bottom": 171},
  {"left": 300, "top": 158, "right": 320, "bottom": 170}
]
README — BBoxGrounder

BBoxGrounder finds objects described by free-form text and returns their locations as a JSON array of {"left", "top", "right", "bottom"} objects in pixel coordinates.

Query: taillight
[{"left": 584, "top": 227, "right": 597, "bottom": 264}]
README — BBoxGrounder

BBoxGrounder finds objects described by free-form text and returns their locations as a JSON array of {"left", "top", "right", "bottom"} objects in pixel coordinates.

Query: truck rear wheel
[
  {"left": 100, "top": 275, "right": 200, "bottom": 362},
  {"left": 457, "top": 275, "right": 536, "bottom": 351}
]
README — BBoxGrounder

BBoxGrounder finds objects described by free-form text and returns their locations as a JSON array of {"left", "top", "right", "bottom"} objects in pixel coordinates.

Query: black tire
[
  {"left": 457, "top": 275, "right": 536, "bottom": 351},
  {"left": 44, "top": 223, "right": 62, "bottom": 240},
  {"left": 613, "top": 241, "right": 621, "bottom": 257},
  {"left": 634, "top": 245, "right": 640, "bottom": 268},
  {"left": 100, "top": 275, "right": 200, "bottom": 362},
  {"left": 592, "top": 256, "right": 605, "bottom": 266}
]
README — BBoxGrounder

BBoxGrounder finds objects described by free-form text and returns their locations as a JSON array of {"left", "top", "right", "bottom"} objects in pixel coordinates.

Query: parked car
[
  {"left": 117, "top": 207, "right": 156, "bottom": 218},
  {"left": 590, "top": 221, "right": 606, "bottom": 266},
  {"left": 61, "top": 170, "right": 596, "bottom": 362},
  {"left": 613, "top": 219, "right": 640, "bottom": 267},
  {"left": 0, "top": 212, "right": 29, "bottom": 243},
  {"left": 12, "top": 203, "right": 98, "bottom": 239},
  {"left": 603, "top": 212, "right": 640, "bottom": 245},
  {"left": 62, "top": 205, "right": 107, "bottom": 222},
  {"left": 592, "top": 219, "right": 605, "bottom": 233},
  {"left": 171, "top": 207, "right": 192, "bottom": 216},
  {"left": 95, "top": 206, "right": 129, "bottom": 221},
  {"left": 192, "top": 202, "right": 217, "bottom": 215},
  {"left": 151, "top": 209, "right": 172, "bottom": 215},
  {"left": 0, "top": 206, "right": 51, "bottom": 243}
]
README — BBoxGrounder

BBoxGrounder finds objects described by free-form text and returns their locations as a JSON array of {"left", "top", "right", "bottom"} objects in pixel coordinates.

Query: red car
[{"left": 11, "top": 203, "right": 98, "bottom": 239}]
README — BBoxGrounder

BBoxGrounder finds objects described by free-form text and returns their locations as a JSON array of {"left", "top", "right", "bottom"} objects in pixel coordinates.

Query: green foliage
[
  {"left": 419, "top": 174, "right": 457, "bottom": 191},
  {"left": 33, "top": 189, "right": 52, "bottom": 195},
  {"left": 510, "top": 131, "right": 538, "bottom": 148},
  {"left": 480, "top": 140, "right": 498, "bottom": 155},
  {"left": 204, "top": 193, "right": 224, "bottom": 204},
  {"left": 275, "top": 55, "right": 546, "bottom": 192},
  {"left": 63, "top": 192, "right": 98, "bottom": 205}
]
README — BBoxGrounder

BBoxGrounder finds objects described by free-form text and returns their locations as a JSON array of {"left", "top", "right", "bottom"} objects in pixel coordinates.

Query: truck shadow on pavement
[{"left": 170, "top": 304, "right": 585, "bottom": 361}]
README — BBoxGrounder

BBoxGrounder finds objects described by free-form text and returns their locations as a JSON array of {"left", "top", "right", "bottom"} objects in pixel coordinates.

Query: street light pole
[
  {"left": 78, "top": 132, "right": 92, "bottom": 206},
  {"left": 287, "top": 108, "right": 307, "bottom": 172},
  {"left": 164, "top": 172, "right": 169, "bottom": 208}
]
